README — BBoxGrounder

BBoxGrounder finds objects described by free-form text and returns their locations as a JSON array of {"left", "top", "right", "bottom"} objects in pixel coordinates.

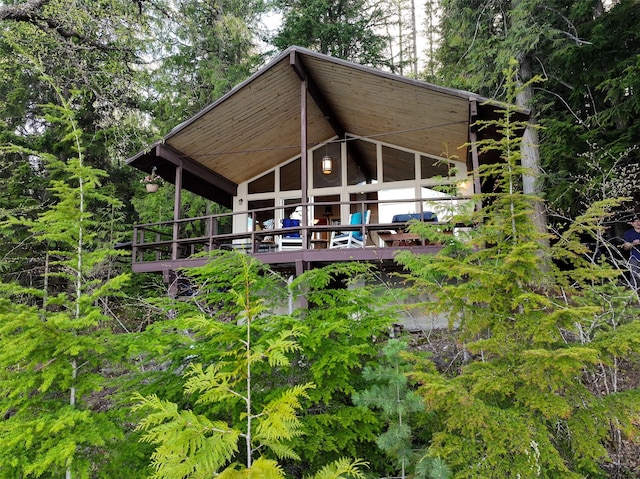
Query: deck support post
[
  {"left": 164, "top": 269, "right": 178, "bottom": 299},
  {"left": 294, "top": 261, "right": 309, "bottom": 309},
  {"left": 295, "top": 260, "right": 309, "bottom": 277},
  {"left": 290, "top": 50, "right": 310, "bottom": 252}
]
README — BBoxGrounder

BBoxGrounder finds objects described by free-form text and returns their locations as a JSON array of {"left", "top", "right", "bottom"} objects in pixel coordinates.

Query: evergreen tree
[
  {"left": 539, "top": 0, "right": 640, "bottom": 215},
  {"left": 419, "top": 0, "right": 440, "bottom": 81},
  {"left": 132, "top": 252, "right": 371, "bottom": 478},
  {"left": 0, "top": 72, "right": 131, "bottom": 478},
  {"left": 395, "top": 63, "right": 640, "bottom": 478},
  {"left": 382, "top": 0, "right": 418, "bottom": 75},
  {"left": 284, "top": 263, "right": 400, "bottom": 476},
  {"left": 0, "top": 0, "right": 156, "bottom": 165},
  {"left": 147, "top": 0, "right": 267, "bottom": 130},
  {"left": 270, "top": 0, "right": 392, "bottom": 67},
  {"left": 435, "top": 0, "right": 640, "bottom": 217},
  {"left": 0, "top": 0, "right": 158, "bottom": 287},
  {"left": 353, "top": 339, "right": 451, "bottom": 479}
]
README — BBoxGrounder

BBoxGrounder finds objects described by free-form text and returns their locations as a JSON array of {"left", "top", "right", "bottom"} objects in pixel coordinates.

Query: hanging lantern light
[{"left": 321, "top": 155, "right": 333, "bottom": 175}]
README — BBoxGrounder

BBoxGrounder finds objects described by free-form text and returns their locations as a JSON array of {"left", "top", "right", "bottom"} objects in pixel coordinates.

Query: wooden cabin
[{"left": 127, "top": 46, "right": 528, "bottom": 298}]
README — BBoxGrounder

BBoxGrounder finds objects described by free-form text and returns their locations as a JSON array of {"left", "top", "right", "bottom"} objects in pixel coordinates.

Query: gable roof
[{"left": 128, "top": 46, "right": 528, "bottom": 207}]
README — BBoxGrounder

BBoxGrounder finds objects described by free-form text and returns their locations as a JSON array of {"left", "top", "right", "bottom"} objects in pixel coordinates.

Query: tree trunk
[
  {"left": 397, "top": 2, "right": 404, "bottom": 75},
  {"left": 516, "top": 54, "right": 548, "bottom": 243},
  {"left": 410, "top": 0, "right": 417, "bottom": 77}
]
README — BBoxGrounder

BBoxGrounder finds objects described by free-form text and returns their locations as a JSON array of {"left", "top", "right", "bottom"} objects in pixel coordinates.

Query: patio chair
[
  {"left": 329, "top": 210, "right": 371, "bottom": 249},
  {"left": 277, "top": 218, "right": 303, "bottom": 251}
]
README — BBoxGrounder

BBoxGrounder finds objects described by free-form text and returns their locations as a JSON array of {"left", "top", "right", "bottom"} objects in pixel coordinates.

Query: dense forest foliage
[
  {"left": 1, "top": 0, "right": 639, "bottom": 478},
  {"left": 437, "top": 0, "right": 640, "bottom": 222}
]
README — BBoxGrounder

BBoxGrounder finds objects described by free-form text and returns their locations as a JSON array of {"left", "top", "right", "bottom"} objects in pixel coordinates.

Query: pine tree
[
  {"left": 271, "top": 0, "right": 391, "bottom": 67},
  {"left": 148, "top": 0, "right": 266, "bottom": 130},
  {"left": 353, "top": 339, "right": 451, "bottom": 479}
]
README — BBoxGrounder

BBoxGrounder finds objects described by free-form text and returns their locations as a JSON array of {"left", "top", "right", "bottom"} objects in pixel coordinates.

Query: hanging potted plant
[{"left": 140, "top": 171, "right": 164, "bottom": 193}]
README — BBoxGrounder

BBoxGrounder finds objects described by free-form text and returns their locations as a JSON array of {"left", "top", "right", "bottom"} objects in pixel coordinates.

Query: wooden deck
[
  {"left": 131, "top": 199, "right": 465, "bottom": 275},
  {"left": 132, "top": 243, "right": 446, "bottom": 277}
]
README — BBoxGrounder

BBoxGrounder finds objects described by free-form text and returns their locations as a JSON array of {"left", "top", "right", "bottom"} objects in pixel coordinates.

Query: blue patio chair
[{"left": 278, "top": 218, "right": 302, "bottom": 251}]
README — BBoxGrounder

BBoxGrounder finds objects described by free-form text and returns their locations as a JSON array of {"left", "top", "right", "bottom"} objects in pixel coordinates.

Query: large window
[
  {"left": 248, "top": 199, "right": 275, "bottom": 228},
  {"left": 313, "top": 194, "right": 339, "bottom": 221},
  {"left": 280, "top": 158, "right": 301, "bottom": 191},
  {"left": 421, "top": 155, "right": 452, "bottom": 179}
]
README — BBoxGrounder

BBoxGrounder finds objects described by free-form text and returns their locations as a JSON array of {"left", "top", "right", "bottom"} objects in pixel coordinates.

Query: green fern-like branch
[
  {"left": 264, "top": 328, "right": 303, "bottom": 367},
  {"left": 308, "top": 457, "right": 368, "bottom": 479},
  {"left": 183, "top": 363, "right": 247, "bottom": 405},
  {"left": 132, "top": 393, "right": 241, "bottom": 478},
  {"left": 217, "top": 457, "right": 287, "bottom": 479},
  {"left": 254, "top": 382, "right": 315, "bottom": 447}
]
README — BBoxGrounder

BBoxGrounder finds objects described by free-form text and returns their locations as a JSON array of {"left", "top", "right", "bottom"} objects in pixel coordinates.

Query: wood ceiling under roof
[{"left": 128, "top": 46, "right": 527, "bottom": 206}]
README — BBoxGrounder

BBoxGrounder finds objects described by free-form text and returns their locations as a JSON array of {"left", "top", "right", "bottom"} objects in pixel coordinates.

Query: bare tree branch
[{"left": 543, "top": 6, "right": 593, "bottom": 46}]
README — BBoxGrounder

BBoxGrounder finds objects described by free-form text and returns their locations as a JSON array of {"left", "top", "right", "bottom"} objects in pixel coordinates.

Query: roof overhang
[{"left": 127, "top": 46, "right": 529, "bottom": 207}]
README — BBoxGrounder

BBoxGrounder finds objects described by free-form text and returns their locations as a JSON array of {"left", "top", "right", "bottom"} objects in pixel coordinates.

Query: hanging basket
[{"left": 146, "top": 183, "right": 159, "bottom": 193}]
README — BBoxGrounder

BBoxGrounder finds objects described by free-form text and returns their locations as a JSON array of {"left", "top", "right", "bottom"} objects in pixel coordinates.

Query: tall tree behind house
[{"left": 435, "top": 0, "right": 640, "bottom": 218}]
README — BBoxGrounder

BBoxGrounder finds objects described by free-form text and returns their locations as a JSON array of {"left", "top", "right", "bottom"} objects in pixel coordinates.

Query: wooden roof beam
[
  {"left": 155, "top": 143, "right": 237, "bottom": 197},
  {"left": 289, "top": 50, "right": 374, "bottom": 182},
  {"left": 290, "top": 50, "right": 345, "bottom": 139}
]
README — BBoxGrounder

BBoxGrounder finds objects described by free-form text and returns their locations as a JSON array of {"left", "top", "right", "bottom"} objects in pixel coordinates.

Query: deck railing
[{"left": 132, "top": 196, "right": 472, "bottom": 265}]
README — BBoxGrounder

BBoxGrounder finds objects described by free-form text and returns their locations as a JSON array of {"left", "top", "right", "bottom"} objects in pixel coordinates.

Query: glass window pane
[
  {"left": 421, "top": 156, "right": 451, "bottom": 179},
  {"left": 314, "top": 195, "right": 339, "bottom": 221},
  {"left": 248, "top": 199, "right": 275, "bottom": 227},
  {"left": 313, "top": 143, "right": 342, "bottom": 188},
  {"left": 383, "top": 146, "right": 414, "bottom": 182},
  {"left": 347, "top": 139, "right": 377, "bottom": 185},
  {"left": 280, "top": 158, "right": 301, "bottom": 191},
  {"left": 248, "top": 171, "right": 275, "bottom": 194}
]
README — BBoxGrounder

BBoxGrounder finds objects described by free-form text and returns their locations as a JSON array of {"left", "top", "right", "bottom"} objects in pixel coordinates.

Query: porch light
[{"left": 321, "top": 155, "right": 333, "bottom": 175}]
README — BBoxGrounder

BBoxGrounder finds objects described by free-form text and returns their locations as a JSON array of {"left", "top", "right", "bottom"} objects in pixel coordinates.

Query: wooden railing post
[
  {"left": 132, "top": 226, "right": 139, "bottom": 263},
  {"left": 172, "top": 163, "right": 183, "bottom": 260},
  {"left": 250, "top": 211, "right": 256, "bottom": 254},
  {"left": 156, "top": 230, "right": 162, "bottom": 261},
  {"left": 360, "top": 201, "right": 366, "bottom": 247},
  {"left": 207, "top": 215, "right": 217, "bottom": 251}
]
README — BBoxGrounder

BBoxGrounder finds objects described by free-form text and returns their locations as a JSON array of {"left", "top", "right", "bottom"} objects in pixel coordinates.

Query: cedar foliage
[
  {"left": 395, "top": 62, "right": 640, "bottom": 478},
  {"left": 284, "top": 263, "right": 399, "bottom": 474},
  {"left": 132, "top": 252, "right": 375, "bottom": 479}
]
